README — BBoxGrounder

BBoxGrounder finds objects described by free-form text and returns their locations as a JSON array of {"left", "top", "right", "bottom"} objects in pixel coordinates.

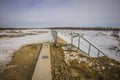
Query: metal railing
[
  {"left": 71, "top": 32, "right": 106, "bottom": 57},
  {"left": 51, "top": 30, "right": 106, "bottom": 57}
]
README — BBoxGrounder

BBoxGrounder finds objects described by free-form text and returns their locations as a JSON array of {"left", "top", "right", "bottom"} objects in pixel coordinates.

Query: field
[
  {"left": 57, "top": 29, "right": 120, "bottom": 61},
  {"left": 0, "top": 29, "right": 120, "bottom": 80}
]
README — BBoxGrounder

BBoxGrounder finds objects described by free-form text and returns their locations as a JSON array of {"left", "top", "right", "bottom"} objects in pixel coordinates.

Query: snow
[
  {"left": 0, "top": 29, "right": 53, "bottom": 72},
  {"left": 57, "top": 29, "right": 120, "bottom": 62},
  {"left": 0, "top": 29, "right": 119, "bottom": 72}
]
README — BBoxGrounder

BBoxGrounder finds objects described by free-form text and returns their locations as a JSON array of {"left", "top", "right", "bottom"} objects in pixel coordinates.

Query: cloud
[{"left": 0, "top": 0, "right": 120, "bottom": 27}]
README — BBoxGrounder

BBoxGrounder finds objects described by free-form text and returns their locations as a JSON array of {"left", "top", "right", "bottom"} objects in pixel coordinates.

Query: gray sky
[{"left": 0, "top": 0, "right": 120, "bottom": 28}]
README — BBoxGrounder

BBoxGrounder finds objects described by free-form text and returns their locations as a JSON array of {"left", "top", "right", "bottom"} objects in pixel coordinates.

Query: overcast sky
[{"left": 0, "top": 0, "right": 120, "bottom": 28}]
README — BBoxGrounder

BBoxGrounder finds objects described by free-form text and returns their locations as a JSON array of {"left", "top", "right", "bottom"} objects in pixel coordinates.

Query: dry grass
[
  {"left": 0, "top": 44, "right": 42, "bottom": 80},
  {"left": 51, "top": 36, "right": 120, "bottom": 80}
]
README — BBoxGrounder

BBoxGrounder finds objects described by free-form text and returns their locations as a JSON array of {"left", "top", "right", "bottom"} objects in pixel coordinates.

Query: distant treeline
[
  {"left": 48, "top": 27, "right": 120, "bottom": 31},
  {"left": 0, "top": 27, "right": 120, "bottom": 31},
  {"left": 0, "top": 28, "right": 43, "bottom": 30},
  {"left": 0, "top": 28, "right": 24, "bottom": 30}
]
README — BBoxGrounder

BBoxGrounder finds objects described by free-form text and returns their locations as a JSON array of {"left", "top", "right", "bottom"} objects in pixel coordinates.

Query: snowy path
[{"left": 32, "top": 43, "right": 52, "bottom": 80}]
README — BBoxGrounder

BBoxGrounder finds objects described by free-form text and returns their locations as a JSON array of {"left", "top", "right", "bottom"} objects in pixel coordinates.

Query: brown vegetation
[
  {"left": 0, "top": 44, "right": 42, "bottom": 80},
  {"left": 51, "top": 40, "right": 120, "bottom": 80}
]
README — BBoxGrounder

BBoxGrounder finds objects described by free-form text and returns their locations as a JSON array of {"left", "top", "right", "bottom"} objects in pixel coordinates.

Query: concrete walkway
[{"left": 32, "top": 43, "right": 52, "bottom": 80}]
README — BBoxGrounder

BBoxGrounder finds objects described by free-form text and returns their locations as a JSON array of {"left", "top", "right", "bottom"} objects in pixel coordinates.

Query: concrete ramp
[{"left": 32, "top": 43, "right": 52, "bottom": 80}]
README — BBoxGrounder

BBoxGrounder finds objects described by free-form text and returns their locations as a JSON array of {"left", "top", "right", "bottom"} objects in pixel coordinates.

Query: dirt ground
[
  {"left": 0, "top": 44, "right": 42, "bottom": 80},
  {"left": 50, "top": 37, "right": 120, "bottom": 80},
  {"left": 51, "top": 42, "right": 120, "bottom": 80},
  {"left": 51, "top": 43, "right": 69, "bottom": 80}
]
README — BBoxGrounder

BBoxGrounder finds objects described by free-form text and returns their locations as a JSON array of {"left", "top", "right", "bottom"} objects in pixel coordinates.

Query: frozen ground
[
  {"left": 0, "top": 29, "right": 119, "bottom": 73},
  {"left": 0, "top": 29, "right": 53, "bottom": 72},
  {"left": 57, "top": 29, "right": 120, "bottom": 62}
]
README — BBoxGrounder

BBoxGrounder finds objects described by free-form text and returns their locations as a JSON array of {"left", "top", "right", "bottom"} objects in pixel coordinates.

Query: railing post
[
  {"left": 54, "top": 31, "right": 57, "bottom": 48},
  {"left": 71, "top": 32, "right": 73, "bottom": 48},
  {"left": 78, "top": 35, "right": 80, "bottom": 49},
  {"left": 51, "top": 30, "right": 57, "bottom": 48},
  {"left": 98, "top": 50, "right": 100, "bottom": 57},
  {"left": 88, "top": 44, "right": 91, "bottom": 55}
]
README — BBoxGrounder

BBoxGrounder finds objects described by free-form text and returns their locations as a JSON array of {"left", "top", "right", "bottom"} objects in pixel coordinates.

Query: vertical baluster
[
  {"left": 71, "top": 32, "right": 73, "bottom": 49},
  {"left": 88, "top": 44, "right": 91, "bottom": 55},
  {"left": 98, "top": 50, "right": 100, "bottom": 57},
  {"left": 53, "top": 31, "right": 57, "bottom": 48},
  {"left": 78, "top": 34, "right": 80, "bottom": 49}
]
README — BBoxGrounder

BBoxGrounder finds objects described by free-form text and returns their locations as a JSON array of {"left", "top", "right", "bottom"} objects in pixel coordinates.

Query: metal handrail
[
  {"left": 71, "top": 32, "right": 107, "bottom": 57},
  {"left": 51, "top": 30, "right": 107, "bottom": 57}
]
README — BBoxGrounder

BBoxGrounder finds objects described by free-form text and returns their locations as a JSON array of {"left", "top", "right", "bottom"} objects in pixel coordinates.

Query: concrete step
[{"left": 32, "top": 43, "right": 52, "bottom": 80}]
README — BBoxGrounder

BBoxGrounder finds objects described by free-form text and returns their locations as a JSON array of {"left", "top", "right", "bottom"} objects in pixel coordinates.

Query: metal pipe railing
[
  {"left": 71, "top": 32, "right": 107, "bottom": 57},
  {"left": 51, "top": 30, "right": 107, "bottom": 57}
]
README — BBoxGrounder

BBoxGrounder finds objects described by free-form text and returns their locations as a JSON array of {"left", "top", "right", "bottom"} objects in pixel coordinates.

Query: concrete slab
[{"left": 32, "top": 43, "right": 52, "bottom": 80}]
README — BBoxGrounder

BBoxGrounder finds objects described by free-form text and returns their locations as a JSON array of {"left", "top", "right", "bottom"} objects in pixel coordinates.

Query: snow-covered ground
[
  {"left": 57, "top": 29, "right": 120, "bottom": 62},
  {"left": 0, "top": 29, "right": 119, "bottom": 72},
  {"left": 0, "top": 29, "right": 53, "bottom": 72}
]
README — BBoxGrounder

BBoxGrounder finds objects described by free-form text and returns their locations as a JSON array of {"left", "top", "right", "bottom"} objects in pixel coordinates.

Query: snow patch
[{"left": 0, "top": 29, "right": 53, "bottom": 72}]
